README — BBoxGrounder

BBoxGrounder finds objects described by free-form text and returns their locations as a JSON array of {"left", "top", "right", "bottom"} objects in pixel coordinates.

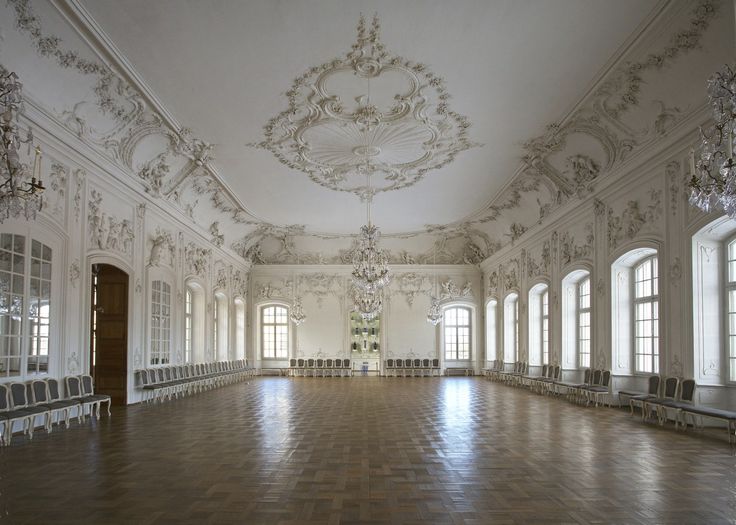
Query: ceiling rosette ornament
[{"left": 253, "top": 14, "right": 478, "bottom": 197}]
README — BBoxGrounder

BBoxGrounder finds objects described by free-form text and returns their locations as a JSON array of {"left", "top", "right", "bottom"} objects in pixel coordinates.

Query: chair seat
[
  {"left": 584, "top": 386, "right": 609, "bottom": 393},
  {"left": 618, "top": 390, "right": 646, "bottom": 397},
  {"left": 19, "top": 406, "right": 48, "bottom": 415},
  {"left": 3, "top": 409, "right": 36, "bottom": 418},
  {"left": 684, "top": 406, "right": 736, "bottom": 420},
  {"left": 41, "top": 400, "right": 79, "bottom": 410},
  {"left": 84, "top": 394, "right": 111, "bottom": 402},
  {"left": 628, "top": 393, "right": 656, "bottom": 401}
]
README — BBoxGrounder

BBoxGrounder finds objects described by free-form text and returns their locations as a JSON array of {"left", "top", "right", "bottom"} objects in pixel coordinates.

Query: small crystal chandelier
[
  {"left": 289, "top": 280, "right": 306, "bottom": 326},
  {"left": 352, "top": 286, "right": 382, "bottom": 321},
  {"left": 689, "top": 63, "right": 736, "bottom": 217},
  {"left": 290, "top": 297, "right": 306, "bottom": 326},
  {"left": 426, "top": 245, "right": 443, "bottom": 326},
  {"left": 0, "top": 68, "right": 44, "bottom": 223}
]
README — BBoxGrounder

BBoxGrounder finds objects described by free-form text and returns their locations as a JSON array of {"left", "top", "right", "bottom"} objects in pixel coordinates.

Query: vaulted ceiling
[
  {"left": 0, "top": 0, "right": 729, "bottom": 265},
  {"left": 81, "top": 0, "right": 658, "bottom": 235}
]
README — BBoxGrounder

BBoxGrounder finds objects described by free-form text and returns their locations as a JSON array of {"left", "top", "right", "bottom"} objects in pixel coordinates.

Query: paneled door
[{"left": 90, "top": 264, "right": 128, "bottom": 405}]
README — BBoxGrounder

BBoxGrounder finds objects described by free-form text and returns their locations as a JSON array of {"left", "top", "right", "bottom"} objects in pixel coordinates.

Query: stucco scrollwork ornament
[
  {"left": 669, "top": 257, "right": 682, "bottom": 284},
  {"left": 148, "top": 228, "right": 175, "bottom": 268},
  {"left": 504, "top": 267, "right": 518, "bottom": 292},
  {"left": 299, "top": 273, "right": 342, "bottom": 307},
  {"left": 564, "top": 154, "right": 600, "bottom": 196},
  {"left": 73, "top": 169, "right": 85, "bottom": 223},
  {"left": 670, "top": 354, "right": 683, "bottom": 378},
  {"left": 593, "top": 198, "right": 606, "bottom": 217},
  {"left": 440, "top": 279, "right": 472, "bottom": 301},
  {"left": 87, "top": 190, "right": 135, "bottom": 256},
  {"left": 209, "top": 221, "right": 225, "bottom": 248},
  {"left": 215, "top": 266, "right": 228, "bottom": 291},
  {"left": 607, "top": 189, "right": 662, "bottom": 250},
  {"left": 69, "top": 260, "right": 80, "bottom": 288},
  {"left": 67, "top": 352, "right": 80, "bottom": 375},
  {"left": 391, "top": 272, "right": 432, "bottom": 307},
  {"left": 487, "top": 271, "right": 499, "bottom": 296},
  {"left": 560, "top": 224, "right": 594, "bottom": 266},
  {"left": 137, "top": 153, "right": 169, "bottom": 197},
  {"left": 257, "top": 279, "right": 293, "bottom": 301},
  {"left": 596, "top": 278, "right": 605, "bottom": 297},
  {"left": 666, "top": 160, "right": 681, "bottom": 217},
  {"left": 135, "top": 279, "right": 142, "bottom": 294},
  {"left": 185, "top": 242, "right": 211, "bottom": 277},
  {"left": 48, "top": 162, "right": 68, "bottom": 217},
  {"left": 233, "top": 270, "right": 248, "bottom": 298},
  {"left": 251, "top": 14, "right": 479, "bottom": 197},
  {"left": 505, "top": 223, "right": 527, "bottom": 244}
]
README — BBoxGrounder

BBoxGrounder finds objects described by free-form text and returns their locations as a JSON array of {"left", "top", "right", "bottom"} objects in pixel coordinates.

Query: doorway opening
[{"left": 90, "top": 264, "right": 129, "bottom": 405}]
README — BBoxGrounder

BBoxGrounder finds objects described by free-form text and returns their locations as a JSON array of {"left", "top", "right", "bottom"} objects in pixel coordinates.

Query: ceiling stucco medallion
[{"left": 252, "top": 15, "right": 479, "bottom": 198}]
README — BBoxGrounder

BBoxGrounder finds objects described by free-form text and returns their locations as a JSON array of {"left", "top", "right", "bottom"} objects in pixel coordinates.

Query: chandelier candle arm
[
  {"left": 689, "top": 63, "right": 736, "bottom": 218},
  {"left": 0, "top": 68, "right": 44, "bottom": 223}
]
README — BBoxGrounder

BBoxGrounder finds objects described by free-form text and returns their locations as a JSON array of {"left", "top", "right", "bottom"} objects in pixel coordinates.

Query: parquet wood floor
[{"left": 2, "top": 377, "right": 736, "bottom": 524}]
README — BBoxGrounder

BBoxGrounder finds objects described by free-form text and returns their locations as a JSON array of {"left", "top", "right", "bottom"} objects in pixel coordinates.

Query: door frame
[{"left": 85, "top": 254, "right": 134, "bottom": 404}]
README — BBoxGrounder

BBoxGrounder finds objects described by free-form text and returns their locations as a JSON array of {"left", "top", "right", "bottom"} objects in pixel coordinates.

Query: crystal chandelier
[
  {"left": 352, "top": 285, "right": 382, "bottom": 321},
  {"left": 289, "top": 280, "right": 306, "bottom": 326},
  {"left": 290, "top": 297, "right": 306, "bottom": 326},
  {"left": 426, "top": 246, "right": 443, "bottom": 326},
  {"left": 689, "top": 63, "right": 736, "bottom": 217},
  {"left": 0, "top": 69, "right": 44, "bottom": 223},
  {"left": 351, "top": 166, "right": 389, "bottom": 319}
]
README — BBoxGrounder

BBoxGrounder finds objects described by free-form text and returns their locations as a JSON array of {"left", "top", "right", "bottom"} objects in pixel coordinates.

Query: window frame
[
  {"left": 503, "top": 293, "right": 519, "bottom": 363},
  {"left": 0, "top": 232, "right": 56, "bottom": 380},
  {"left": 150, "top": 279, "right": 172, "bottom": 366},
  {"left": 260, "top": 304, "right": 289, "bottom": 360},
  {"left": 725, "top": 237, "right": 736, "bottom": 382},
  {"left": 632, "top": 255, "right": 659, "bottom": 375},
  {"left": 443, "top": 305, "right": 472, "bottom": 361},
  {"left": 577, "top": 277, "right": 591, "bottom": 369}
]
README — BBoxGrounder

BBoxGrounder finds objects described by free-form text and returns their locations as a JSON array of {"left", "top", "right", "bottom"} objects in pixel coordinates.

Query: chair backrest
[
  {"left": 307, "top": 358, "right": 315, "bottom": 367},
  {"left": 546, "top": 365, "right": 554, "bottom": 379},
  {"left": 600, "top": 370, "right": 611, "bottom": 387},
  {"left": 81, "top": 374, "right": 96, "bottom": 396},
  {"left": 422, "top": 358, "right": 430, "bottom": 368},
  {"left": 679, "top": 379, "right": 696, "bottom": 403},
  {"left": 582, "top": 368, "right": 591, "bottom": 384},
  {"left": 316, "top": 359, "right": 324, "bottom": 368},
  {"left": 414, "top": 359, "right": 421, "bottom": 368},
  {"left": 137, "top": 370, "right": 149, "bottom": 386},
  {"left": 663, "top": 376, "right": 679, "bottom": 399},
  {"left": 289, "top": 358, "right": 297, "bottom": 367},
  {"left": 386, "top": 359, "right": 394, "bottom": 368},
  {"left": 326, "top": 359, "right": 333, "bottom": 368},
  {"left": 647, "top": 375, "right": 660, "bottom": 395},
  {"left": 0, "top": 384, "right": 9, "bottom": 411},
  {"left": 156, "top": 368, "right": 166, "bottom": 382},
  {"left": 297, "top": 358, "right": 305, "bottom": 367},
  {"left": 66, "top": 376, "right": 83, "bottom": 399},
  {"left": 172, "top": 367, "right": 180, "bottom": 380},
  {"left": 343, "top": 359, "right": 350, "bottom": 368},
  {"left": 47, "top": 378, "right": 63, "bottom": 401},
  {"left": 540, "top": 364, "right": 548, "bottom": 377},
  {"left": 553, "top": 365, "right": 561, "bottom": 380},
  {"left": 31, "top": 379, "right": 49, "bottom": 404},
  {"left": 405, "top": 360, "right": 413, "bottom": 369},
  {"left": 433, "top": 358, "right": 440, "bottom": 368},
  {"left": 10, "top": 382, "right": 29, "bottom": 408},
  {"left": 590, "top": 369, "right": 602, "bottom": 386},
  {"left": 166, "top": 367, "right": 174, "bottom": 381},
  {"left": 396, "top": 359, "right": 403, "bottom": 367}
]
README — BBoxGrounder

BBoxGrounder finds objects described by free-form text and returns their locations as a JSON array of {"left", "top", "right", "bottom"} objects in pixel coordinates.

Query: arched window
[
  {"left": 444, "top": 306, "right": 471, "bottom": 360},
  {"left": 234, "top": 298, "right": 246, "bottom": 360},
  {"left": 185, "top": 281, "right": 205, "bottom": 362},
  {"left": 0, "top": 234, "right": 54, "bottom": 378},
  {"left": 612, "top": 248, "right": 657, "bottom": 376},
  {"left": 633, "top": 256, "right": 658, "bottom": 374},
  {"left": 150, "top": 280, "right": 171, "bottom": 365},
  {"left": 184, "top": 288, "right": 193, "bottom": 363},
  {"left": 503, "top": 293, "right": 519, "bottom": 363},
  {"left": 485, "top": 299, "right": 497, "bottom": 364},
  {"left": 261, "top": 305, "right": 288, "bottom": 359},
  {"left": 214, "top": 292, "right": 229, "bottom": 361},
  {"left": 727, "top": 239, "right": 736, "bottom": 380},
  {"left": 561, "top": 270, "right": 590, "bottom": 370},
  {"left": 528, "top": 284, "right": 548, "bottom": 365}
]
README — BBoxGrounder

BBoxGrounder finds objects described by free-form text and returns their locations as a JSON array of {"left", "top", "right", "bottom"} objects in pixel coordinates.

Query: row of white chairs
[
  {"left": 136, "top": 360, "right": 255, "bottom": 402},
  {"left": 288, "top": 358, "right": 353, "bottom": 377},
  {"left": 385, "top": 359, "right": 441, "bottom": 377},
  {"left": 0, "top": 375, "right": 110, "bottom": 445}
]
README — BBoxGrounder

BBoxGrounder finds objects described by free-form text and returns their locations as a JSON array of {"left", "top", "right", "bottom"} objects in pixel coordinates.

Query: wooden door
[{"left": 90, "top": 264, "right": 128, "bottom": 405}]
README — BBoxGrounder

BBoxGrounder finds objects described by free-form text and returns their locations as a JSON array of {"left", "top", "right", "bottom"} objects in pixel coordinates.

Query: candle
[{"left": 689, "top": 148, "right": 696, "bottom": 175}]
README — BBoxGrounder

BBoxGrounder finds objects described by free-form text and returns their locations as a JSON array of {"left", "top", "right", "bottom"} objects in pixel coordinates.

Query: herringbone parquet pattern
[{"left": 1, "top": 377, "right": 735, "bottom": 524}]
